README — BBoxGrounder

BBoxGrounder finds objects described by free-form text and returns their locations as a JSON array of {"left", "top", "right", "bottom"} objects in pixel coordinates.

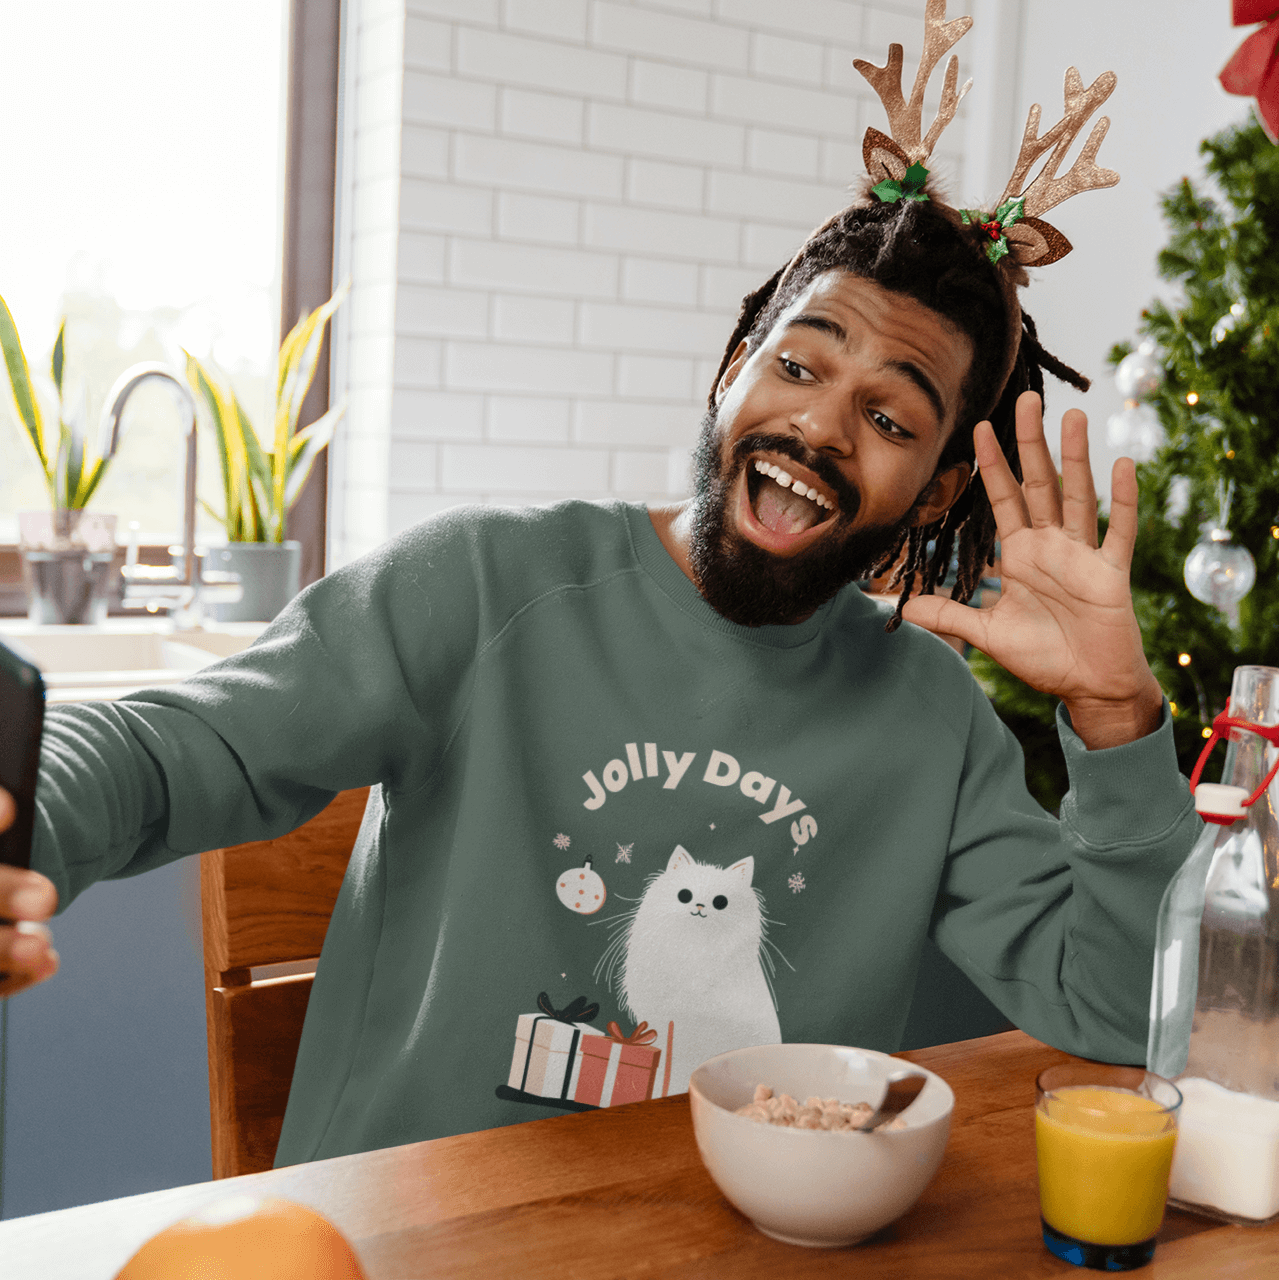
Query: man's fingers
[
  {"left": 0, "top": 865, "right": 57, "bottom": 922},
  {"left": 0, "top": 790, "right": 57, "bottom": 999},
  {"left": 900, "top": 593, "right": 988, "bottom": 651},
  {"left": 1101, "top": 456, "right": 1140, "bottom": 571},
  {"left": 0, "top": 920, "right": 59, "bottom": 999},
  {"left": 973, "top": 420, "right": 1031, "bottom": 541},
  {"left": 1015, "top": 391, "right": 1064, "bottom": 529},
  {"left": 9, "top": 920, "right": 52, "bottom": 956},
  {"left": 1059, "top": 408, "right": 1099, "bottom": 548}
]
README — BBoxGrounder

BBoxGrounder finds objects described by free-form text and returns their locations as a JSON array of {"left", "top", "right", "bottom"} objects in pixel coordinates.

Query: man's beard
[{"left": 686, "top": 407, "right": 919, "bottom": 627}]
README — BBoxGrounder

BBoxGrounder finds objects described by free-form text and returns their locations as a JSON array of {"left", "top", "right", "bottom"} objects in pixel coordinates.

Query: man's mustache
[{"left": 728, "top": 432, "right": 861, "bottom": 523}]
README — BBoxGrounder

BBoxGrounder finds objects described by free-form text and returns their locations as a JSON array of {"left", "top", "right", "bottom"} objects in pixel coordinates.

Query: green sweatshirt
[{"left": 32, "top": 501, "right": 1198, "bottom": 1164}]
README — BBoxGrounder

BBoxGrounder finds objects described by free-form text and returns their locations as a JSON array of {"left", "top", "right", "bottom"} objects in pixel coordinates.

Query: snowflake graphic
[
  {"left": 553, "top": 833, "right": 571, "bottom": 850},
  {"left": 792, "top": 845, "right": 800, "bottom": 855},
  {"left": 616, "top": 842, "right": 634, "bottom": 863},
  {"left": 788, "top": 872, "right": 806, "bottom": 894}
]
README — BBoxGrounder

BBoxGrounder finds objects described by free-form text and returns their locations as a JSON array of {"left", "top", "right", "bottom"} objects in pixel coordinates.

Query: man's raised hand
[
  {"left": 0, "top": 787, "right": 59, "bottom": 998},
  {"left": 902, "top": 390, "right": 1164, "bottom": 750}
]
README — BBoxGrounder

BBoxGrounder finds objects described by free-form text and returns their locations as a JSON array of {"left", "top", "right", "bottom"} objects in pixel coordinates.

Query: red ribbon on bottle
[
  {"left": 1188, "top": 706, "right": 1279, "bottom": 819},
  {"left": 605, "top": 1020, "right": 658, "bottom": 1047},
  {"left": 1221, "top": 2, "right": 1279, "bottom": 142}
]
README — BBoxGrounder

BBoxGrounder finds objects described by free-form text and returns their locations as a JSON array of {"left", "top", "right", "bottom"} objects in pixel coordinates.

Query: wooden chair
[{"left": 200, "top": 787, "right": 370, "bottom": 1178}]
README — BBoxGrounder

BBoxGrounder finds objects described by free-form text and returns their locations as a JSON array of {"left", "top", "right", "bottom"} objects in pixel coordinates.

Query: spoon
[{"left": 857, "top": 1074, "right": 928, "bottom": 1132}]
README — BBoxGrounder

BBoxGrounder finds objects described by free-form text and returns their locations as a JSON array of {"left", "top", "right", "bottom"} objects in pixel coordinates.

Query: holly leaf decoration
[
  {"left": 960, "top": 196, "right": 1028, "bottom": 263},
  {"left": 871, "top": 162, "right": 931, "bottom": 205},
  {"left": 994, "top": 194, "right": 1026, "bottom": 228}
]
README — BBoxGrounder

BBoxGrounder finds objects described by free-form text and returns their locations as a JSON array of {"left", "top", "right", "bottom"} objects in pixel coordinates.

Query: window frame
[{"left": 280, "top": 0, "right": 343, "bottom": 591}]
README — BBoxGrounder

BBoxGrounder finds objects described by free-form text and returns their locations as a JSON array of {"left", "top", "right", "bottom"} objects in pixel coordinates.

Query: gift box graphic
[
  {"left": 573, "top": 1020, "right": 661, "bottom": 1108},
  {"left": 507, "top": 993, "right": 600, "bottom": 1102}
]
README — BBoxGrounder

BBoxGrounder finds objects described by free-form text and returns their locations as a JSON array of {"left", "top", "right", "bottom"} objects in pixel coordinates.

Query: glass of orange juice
[{"left": 1035, "top": 1063, "right": 1182, "bottom": 1270}]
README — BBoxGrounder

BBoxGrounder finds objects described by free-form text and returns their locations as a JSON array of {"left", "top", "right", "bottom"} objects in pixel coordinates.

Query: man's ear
[
  {"left": 912, "top": 461, "right": 971, "bottom": 527},
  {"left": 715, "top": 340, "right": 750, "bottom": 404}
]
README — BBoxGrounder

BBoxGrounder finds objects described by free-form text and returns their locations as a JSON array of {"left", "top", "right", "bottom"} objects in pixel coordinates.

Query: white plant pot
[{"left": 203, "top": 541, "right": 302, "bottom": 623}]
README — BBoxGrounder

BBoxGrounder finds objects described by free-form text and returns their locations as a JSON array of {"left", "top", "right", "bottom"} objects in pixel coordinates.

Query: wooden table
[{"left": 2, "top": 1031, "right": 1275, "bottom": 1278}]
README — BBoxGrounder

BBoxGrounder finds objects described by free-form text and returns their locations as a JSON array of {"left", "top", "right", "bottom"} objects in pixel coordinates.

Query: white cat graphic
[{"left": 599, "top": 845, "right": 782, "bottom": 1096}]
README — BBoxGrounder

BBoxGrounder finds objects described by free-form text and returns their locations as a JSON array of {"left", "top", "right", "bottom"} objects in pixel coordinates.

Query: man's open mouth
[{"left": 744, "top": 456, "right": 839, "bottom": 540}]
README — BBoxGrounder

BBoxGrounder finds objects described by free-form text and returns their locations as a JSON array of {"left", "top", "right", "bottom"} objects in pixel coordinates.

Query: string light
[
  {"left": 1271, "top": 526, "right": 1279, "bottom": 540},
  {"left": 1186, "top": 392, "right": 1200, "bottom": 405},
  {"left": 1226, "top": 449, "right": 1236, "bottom": 459},
  {"left": 1202, "top": 727, "right": 1213, "bottom": 739},
  {"left": 1169, "top": 701, "right": 1179, "bottom": 716},
  {"left": 1178, "top": 652, "right": 1193, "bottom": 666}
]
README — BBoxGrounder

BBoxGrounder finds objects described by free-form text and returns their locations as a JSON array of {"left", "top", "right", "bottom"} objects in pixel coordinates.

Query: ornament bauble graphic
[{"left": 555, "top": 854, "right": 606, "bottom": 914}]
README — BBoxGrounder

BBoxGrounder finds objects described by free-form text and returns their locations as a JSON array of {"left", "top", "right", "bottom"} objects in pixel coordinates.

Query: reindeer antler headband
[
  {"left": 851, "top": 0, "right": 1119, "bottom": 395},
  {"left": 856, "top": 0, "right": 1119, "bottom": 260}
]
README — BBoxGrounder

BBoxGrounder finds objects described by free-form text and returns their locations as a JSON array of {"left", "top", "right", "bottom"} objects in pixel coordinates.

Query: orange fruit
[{"left": 114, "top": 1195, "right": 367, "bottom": 1279}]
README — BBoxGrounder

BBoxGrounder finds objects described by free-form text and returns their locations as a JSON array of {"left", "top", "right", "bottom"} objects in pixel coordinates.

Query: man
[{"left": 0, "top": 191, "right": 1196, "bottom": 1164}]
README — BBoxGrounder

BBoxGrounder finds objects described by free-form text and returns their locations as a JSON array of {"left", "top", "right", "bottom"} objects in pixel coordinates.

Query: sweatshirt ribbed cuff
[{"left": 1056, "top": 699, "right": 1195, "bottom": 847}]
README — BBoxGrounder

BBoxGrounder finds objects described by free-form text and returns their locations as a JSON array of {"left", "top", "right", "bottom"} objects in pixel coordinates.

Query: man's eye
[
  {"left": 871, "top": 410, "right": 912, "bottom": 440},
  {"left": 780, "top": 358, "right": 813, "bottom": 381}
]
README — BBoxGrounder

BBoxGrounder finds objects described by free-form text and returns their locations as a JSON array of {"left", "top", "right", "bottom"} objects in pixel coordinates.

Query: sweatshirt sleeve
[
  {"left": 30, "top": 515, "right": 490, "bottom": 912},
  {"left": 928, "top": 691, "right": 1200, "bottom": 1064}
]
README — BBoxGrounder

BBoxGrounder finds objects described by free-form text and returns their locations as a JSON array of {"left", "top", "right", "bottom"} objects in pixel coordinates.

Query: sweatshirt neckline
[{"left": 623, "top": 503, "right": 857, "bottom": 649}]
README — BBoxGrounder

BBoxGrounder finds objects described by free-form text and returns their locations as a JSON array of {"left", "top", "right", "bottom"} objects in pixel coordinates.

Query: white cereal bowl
[{"left": 688, "top": 1042, "right": 954, "bottom": 1248}]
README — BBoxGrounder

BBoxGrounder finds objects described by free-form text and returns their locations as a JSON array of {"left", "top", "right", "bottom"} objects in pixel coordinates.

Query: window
[{"left": 0, "top": 0, "right": 290, "bottom": 553}]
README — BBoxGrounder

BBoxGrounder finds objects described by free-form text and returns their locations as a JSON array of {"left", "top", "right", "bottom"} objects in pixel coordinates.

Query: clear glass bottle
[{"left": 1147, "top": 664, "right": 1279, "bottom": 1224}]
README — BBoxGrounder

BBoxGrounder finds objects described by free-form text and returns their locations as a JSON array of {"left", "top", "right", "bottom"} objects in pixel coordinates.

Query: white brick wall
[{"left": 329, "top": 0, "right": 974, "bottom": 565}]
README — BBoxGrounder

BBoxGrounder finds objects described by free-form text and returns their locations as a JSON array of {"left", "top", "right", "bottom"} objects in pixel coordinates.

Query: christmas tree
[{"left": 972, "top": 116, "right": 1279, "bottom": 808}]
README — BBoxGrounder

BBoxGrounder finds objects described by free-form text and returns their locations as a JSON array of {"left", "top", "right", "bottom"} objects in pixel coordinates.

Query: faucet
[{"left": 98, "top": 363, "right": 240, "bottom": 622}]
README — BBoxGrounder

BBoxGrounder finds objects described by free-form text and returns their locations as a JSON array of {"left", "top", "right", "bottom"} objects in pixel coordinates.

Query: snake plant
[
  {"left": 0, "top": 294, "right": 106, "bottom": 509},
  {"left": 185, "top": 281, "right": 347, "bottom": 543}
]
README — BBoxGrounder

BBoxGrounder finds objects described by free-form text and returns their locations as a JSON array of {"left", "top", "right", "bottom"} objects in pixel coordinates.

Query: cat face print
[
  {"left": 658, "top": 845, "right": 754, "bottom": 918},
  {"left": 628, "top": 845, "right": 764, "bottom": 958}
]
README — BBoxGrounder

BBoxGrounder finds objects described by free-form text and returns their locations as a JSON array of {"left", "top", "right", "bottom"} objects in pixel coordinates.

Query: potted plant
[
  {"left": 1, "top": 296, "right": 119, "bottom": 623},
  {"left": 185, "top": 282, "right": 346, "bottom": 622}
]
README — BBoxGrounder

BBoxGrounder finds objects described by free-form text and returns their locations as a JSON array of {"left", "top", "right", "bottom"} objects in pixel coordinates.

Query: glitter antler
[
  {"left": 996, "top": 67, "right": 1120, "bottom": 266},
  {"left": 853, "top": 0, "right": 973, "bottom": 181}
]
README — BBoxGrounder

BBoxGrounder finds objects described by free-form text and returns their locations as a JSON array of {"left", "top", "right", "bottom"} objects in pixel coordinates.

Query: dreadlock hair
[{"left": 708, "top": 195, "right": 1089, "bottom": 632}]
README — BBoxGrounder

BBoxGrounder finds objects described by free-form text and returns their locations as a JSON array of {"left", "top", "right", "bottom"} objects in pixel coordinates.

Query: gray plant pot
[
  {"left": 18, "top": 510, "right": 118, "bottom": 625},
  {"left": 204, "top": 541, "right": 302, "bottom": 623}
]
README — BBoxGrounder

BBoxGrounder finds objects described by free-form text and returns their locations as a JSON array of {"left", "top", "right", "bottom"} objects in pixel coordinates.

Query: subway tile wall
[{"left": 330, "top": 0, "right": 969, "bottom": 567}]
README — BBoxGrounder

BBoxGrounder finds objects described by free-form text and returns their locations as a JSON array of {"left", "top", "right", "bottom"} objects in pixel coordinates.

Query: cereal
[{"left": 735, "top": 1085, "right": 876, "bottom": 1131}]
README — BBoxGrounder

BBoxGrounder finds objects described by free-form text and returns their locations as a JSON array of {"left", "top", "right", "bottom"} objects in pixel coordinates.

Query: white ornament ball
[
  {"left": 1184, "top": 528, "right": 1256, "bottom": 611},
  {"left": 1114, "top": 340, "right": 1164, "bottom": 399},
  {"left": 555, "top": 855, "right": 607, "bottom": 914},
  {"left": 1106, "top": 403, "right": 1164, "bottom": 461}
]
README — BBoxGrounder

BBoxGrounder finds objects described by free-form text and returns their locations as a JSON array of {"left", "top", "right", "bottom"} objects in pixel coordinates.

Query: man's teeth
[{"left": 752, "top": 460, "right": 834, "bottom": 511}]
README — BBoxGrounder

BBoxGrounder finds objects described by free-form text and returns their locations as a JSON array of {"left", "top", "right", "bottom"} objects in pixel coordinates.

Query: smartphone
[{"left": 0, "top": 639, "right": 45, "bottom": 871}]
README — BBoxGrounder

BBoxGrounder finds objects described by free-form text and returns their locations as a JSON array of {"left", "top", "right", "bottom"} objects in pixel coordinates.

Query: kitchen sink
[{"left": 0, "top": 619, "right": 268, "bottom": 702}]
